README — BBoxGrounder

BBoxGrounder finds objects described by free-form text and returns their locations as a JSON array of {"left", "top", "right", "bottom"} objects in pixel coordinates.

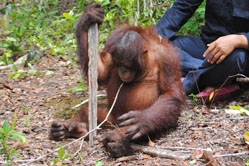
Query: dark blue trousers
[{"left": 172, "top": 36, "right": 249, "bottom": 95}]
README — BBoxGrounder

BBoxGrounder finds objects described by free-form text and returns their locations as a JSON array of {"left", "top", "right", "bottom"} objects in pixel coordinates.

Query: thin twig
[
  {"left": 210, "top": 73, "right": 245, "bottom": 105},
  {"left": 160, "top": 146, "right": 211, "bottom": 151},
  {"left": 71, "top": 94, "right": 106, "bottom": 110},
  {"left": 131, "top": 144, "right": 191, "bottom": 160},
  {"left": 214, "top": 152, "right": 249, "bottom": 158},
  {"left": 191, "top": 68, "right": 206, "bottom": 105}
]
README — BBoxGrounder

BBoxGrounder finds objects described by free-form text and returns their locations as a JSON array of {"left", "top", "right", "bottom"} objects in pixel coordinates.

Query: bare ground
[{"left": 0, "top": 56, "right": 248, "bottom": 166}]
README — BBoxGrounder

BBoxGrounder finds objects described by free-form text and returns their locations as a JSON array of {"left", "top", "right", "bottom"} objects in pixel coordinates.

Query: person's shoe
[{"left": 196, "top": 84, "right": 241, "bottom": 104}]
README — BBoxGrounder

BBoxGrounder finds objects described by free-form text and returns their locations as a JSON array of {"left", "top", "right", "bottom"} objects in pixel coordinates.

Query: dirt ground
[{"left": 0, "top": 56, "right": 248, "bottom": 166}]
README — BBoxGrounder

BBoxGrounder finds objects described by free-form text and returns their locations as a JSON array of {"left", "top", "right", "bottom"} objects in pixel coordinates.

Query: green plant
[
  {"left": 22, "top": 107, "right": 28, "bottom": 114},
  {"left": 51, "top": 147, "right": 73, "bottom": 166},
  {"left": 228, "top": 106, "right": 249, "bottom": 116},
  {"left": 95, "top": 160, "right": 103, "bottom": 166},
  {"left": 0, "top": 112, "right": 26, "bottom": 165},
  {"left": 188, "top": 93, "right": 201, "bottom": 104},
  {"left": 25, "top": 114, "right": 34, "bottom": 127},
  {"left": 8, "top": 67, "right": 26, "bottom": 79},
  {"left": 68, "top": 77, "right": 86, "bottom": 93},
  {"left": 188, "top": 113, "right": 193, "bottom": 119},
  {"left": 1, "top": 0, "right": 205, "bottom": 64},
  {"left": 68, "top": 84, "right": 86, "bottom": 93},
  {"left": 1, "top": 0, "right": 79, "bottom": 64},
  {"left": 0, "top": 49, "right": 14, "bottom": 65},
  {"left": 197, "top": 115, "right": 204, "bottom": 120},
  {"left": 244, "top": 131, "right": 249, "bottom": 144},
  {"left": 179, "top": 0, "right": 206, "bottom": 36},
  {"left": 189, "top": 159, "right": 197, "bottom": 165},
  {"left": 8, "top": 64, "right": 41, "bottom": 79}
]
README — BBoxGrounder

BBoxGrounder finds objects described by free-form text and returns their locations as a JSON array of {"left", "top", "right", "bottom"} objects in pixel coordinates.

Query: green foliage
[
  {"left": 189, "top": 159, "right": 197, "bottom": 165},
  {"left": 1, "top": 0, "right": 79, "bottom": 64},
  {"left": 1, "top": 0, "right": 206, "bottom": 95},
  {"left": 188, "top": 93, "right": 201, "bottom": 104},
  {"left": 25, "top": 114, "right": 34, "bottom": 127},
  {"left": 95, "top": 160, "right": 103, "bottom": 166},
  {"left": 179, "top": 0, "right": 206, "bottom": 36},
  {"left": 8, "top": 65, "right": 41, "bottom": 79},
  {"left": 228, "top": 106, "right": 249, "bottom": 116},
  {"left": 68, "top": 77, "right": 86, "bottom": 93},
  {"left": 94, "top": 0, "right": 170, "bottom": 47},
  {"left": 0, "top": 112, "right": 26, "bottom": 165},
  {"left": 68, "top": 84, "right": 85, "bottom": 93},
  {"left": 244, "top": 131, "right": 249, "bottom": 144},
  {"left": 1, "top": 0, "right": 206, "bottom": 62},
  {"left": 0, "top": 49, "right": 14, "bottom": 65},
  {"left": 188, "top": 113, "right": 193, "bottom": 119},
  {"left": 51, "top": 147, "right": 74, "bottom": 166}
]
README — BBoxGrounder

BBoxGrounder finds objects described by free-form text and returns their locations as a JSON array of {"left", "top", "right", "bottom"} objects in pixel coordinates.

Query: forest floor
[{"left": 0, "top": 55, "right": 248, "bottom": 166}]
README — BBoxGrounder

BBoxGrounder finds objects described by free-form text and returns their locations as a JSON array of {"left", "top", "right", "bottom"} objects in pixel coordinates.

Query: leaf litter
[{"left": 0, "top": 56, "right": 248, "bottom": 165}]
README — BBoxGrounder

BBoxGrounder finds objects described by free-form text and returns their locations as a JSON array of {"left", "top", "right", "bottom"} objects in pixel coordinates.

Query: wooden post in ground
[{"left": 88, "top": 23, "right": 99, "bottom": 146}]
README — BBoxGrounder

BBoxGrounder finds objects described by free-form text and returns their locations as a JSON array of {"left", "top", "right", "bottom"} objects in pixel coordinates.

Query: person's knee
[{"left": 227, "top": 49, "right": 248, "bottom": 73}]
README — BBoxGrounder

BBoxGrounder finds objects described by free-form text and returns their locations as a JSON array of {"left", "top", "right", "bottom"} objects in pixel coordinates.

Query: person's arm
[
  {"left": 156, "top": 0, "right": 204, "bottom": 39},
  {"left": 203, "top": 34, "right": 249, "bottom": 64},
  {"left": 238, "top": 32, "right": 249, "bottom": 49}
]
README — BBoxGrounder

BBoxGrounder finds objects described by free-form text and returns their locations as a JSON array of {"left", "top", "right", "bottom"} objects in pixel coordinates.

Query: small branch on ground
[
  {"left": 71, "top": 94, "right": 106, "bottom": 110},
  {"left": 131, "top": 144, "right": 191, "bottom": 160},
  {"left": 0, "top": 55, "right": 27, "bottom": 70},
  {"left": 214, "top": 152, "right": 249, "bottom": 158},
  {"left": 116, "top": 155, "right": 137, "bottom": 162}
]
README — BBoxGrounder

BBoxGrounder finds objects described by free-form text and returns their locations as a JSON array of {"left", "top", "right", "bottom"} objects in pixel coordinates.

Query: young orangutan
[{"left": 50, "top": 3, "right": 186, "bottom": 157}]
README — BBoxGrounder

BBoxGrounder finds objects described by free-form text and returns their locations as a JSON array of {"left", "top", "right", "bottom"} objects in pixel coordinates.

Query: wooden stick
[
  {"left": 71, "top": 94, "right": 106, "bottom": 110},
  {"left": 236, "top": 77, "right": 249, "bottom": 83},
  {"left": 88, "top": 23, "right": 99, "bottom": 146},
  {"left": 131, "top": 144, "right": 191, "bottom": 160}
]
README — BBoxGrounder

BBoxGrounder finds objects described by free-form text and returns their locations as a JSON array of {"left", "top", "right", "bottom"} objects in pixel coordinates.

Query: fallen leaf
[
  {"left": 230, "top": 136, "right": 238, "bottom": 141},
  {"left": 193, "top": 149, "right": 203, "bottom": 159},
  {"left": 209, "top": 91, "right": 215, "bottom": 101},
  {"left": 117, "top": 155, "right": 136, "bottom": 162},
  {"left": 142, "top": 154, "right": 152, "bottom": 159},
  {"left": 244, "top": 134, "right": 249, "bottom": 144},
  {"left": 148, "top": 135, "right": 155, "bottom": 147},
  {"left": 201, "top": 150, "right": 219, "bottom": 166}
]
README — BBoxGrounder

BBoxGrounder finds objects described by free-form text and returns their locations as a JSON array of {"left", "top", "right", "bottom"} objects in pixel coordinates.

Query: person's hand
[{"left": 203, "top": 35, "right": 248, "bottom": 64}]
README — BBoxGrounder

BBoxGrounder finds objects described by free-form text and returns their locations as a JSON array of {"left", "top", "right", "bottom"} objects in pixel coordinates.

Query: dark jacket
[{"left": 156, "top": 0, "right": 249, "bottom": 45}]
